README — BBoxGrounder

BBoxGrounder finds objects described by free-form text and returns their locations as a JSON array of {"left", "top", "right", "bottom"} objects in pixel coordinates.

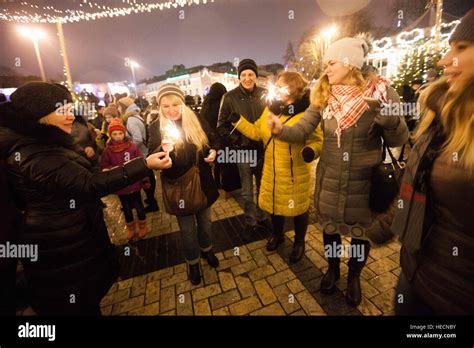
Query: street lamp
[
  {"left": 18, "top": 27, "right": 47, "bottom": 81},
  {"left": 129, "top": 59, "right": 139, "bottom": 97}
]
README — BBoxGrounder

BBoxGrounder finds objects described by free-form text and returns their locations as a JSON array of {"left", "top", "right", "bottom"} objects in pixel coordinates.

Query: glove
[
  {"left": 374, "top": 113, "right": 400, "bottom": 130},
  {"left": 268, "top": 100, "right": 284, "bottom": 115},
  {"left": 229, "top": 112, "right": 241, "bottom": 123},
  {"left": 301, "top": 147, "right": 316, "bottom": 163}
]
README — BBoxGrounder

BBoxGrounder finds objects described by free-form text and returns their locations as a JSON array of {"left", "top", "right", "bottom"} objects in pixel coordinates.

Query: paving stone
[
  {"left": 360, "top": 279, "right": 380, "bottom": 299},
  {"left": 100, "top": 288, "right": 131, "bottom": 307},
  {"left": 216, "top": 257, "right": 241, "bottom": 271},
  {"left": 305, "top": 249, "right": 328, "bottom": 269},
  {"left": 174, "top": 264, "right": 187, "bottom": 274},
  {"left": 148, "top": 268, "right": 174, "bottom": 282},
  {"left": 145, "top": 280, "right": 161, "bottom": 305},
  {"left": 107, "top": 283, "right": 118, "bottom": 294},
  {"left": 266, "top": 269, "right": 296, "bottom": 288},
  {"left": 161, "top": 309, "right": 176, "bottom": 315},
  {"left": 218, "top": 271, "right": 237, "bottom": 292},
  {"left": 370, "top": 289, "right": 397, "bottom": 314},
  {"left": 370, "top": 246, "right": 396, "bottom": 260},
  {"left": 273, "top": 284, "right": 301, "bottom": 314},
  {"left": 112, "top": 295, "right": 144, "bottom": 315},
  {"left": 267, "top": 253, "right": 288, "bottom": 271},
  {"left": 287, "top": 279, "right": 307, "bottom": 294},
  {"left": 192, "top": 283, "right": 222, "bottom": 302},
  {"left": 254, "top": 279, "right": 277, "bottom": 305},
  {"left": 294, "top": 266, "right": 323, "bottom": 282},
  {"left": 176, "top": 292, "right": 193, "bottom": 316},
  {"left": 250, "top": 302, "right": 286, "bottom": 316},
  {"left": 160, "top": 286, "right": 176, "bottom": 313},
  {"left": 128, "top": 302, "right": 160, "bottom": 316},
  {"left": 296, "top": 291, "right": 326, "bottom": 315},
  {"left": 235, "top": 275, "right": 256, "bottom": 298},
  {"left": 358, "top": 297, "right": 383, "bottom": 316},
  {"left": 289, "top": 309, "right": 306, "bottom": 316},
  {"left": 176, "top": 279, "right": 203, "bottom": 294},
  {"left": 117, "top": 278, "right": 133, "bottom": 290},
  {"left": 248, "top": 264, "right": 276, "bottom": 281},
  {"left": 368, "top": 272, "right": 399, "bottom": 293},
  {"left": 194, "top": 299, "right": 212, "bottom": 316},
  {"left": 100, "top": 305, "right": 112, "bottom": 316},
  {"left": 161, "top": 271, "right": 189, "bottom": 288},
  {"left": 212, "top": 306, "right": 231, "bottom": 316},
  {"left": 231, "top": 260, "right": 258, "bottom": 276},
  {"left": 209, "top": 289, "right": 242, "bottom": 310},
  {"left": 250, "top": 248, "right": 270, "bottom": 267},
  {"left": 247, "top": 240, "right": 267, "bottom": 251},
  {"left": 131, "top": 275, "right": 147, "bottom": 297},
  {"left": 368, "top": 258, "right": 399, "bottom": 274},
  {"left": 228, "top": 296, "right": 262, "bottom": 315},
  {"left": 238, "top": 245, "right": 253, "bottom": 263},
  {"left": 288, "top": 257, "right": 314, "bottom": 273}
]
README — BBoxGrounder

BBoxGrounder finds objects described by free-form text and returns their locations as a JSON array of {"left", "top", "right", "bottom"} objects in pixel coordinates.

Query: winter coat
[
  {"left": 0, "top": 116, "right": 149, "bottom": 315},
  {"left": 100, "top": 139, "right": 147, "bottom": 196},
  {"left": 200, "top": 82, "right": 227, "bottom": 130},
  {"left": 235, "top": 94, "right": 323, "bottom": 216},
  {"left": 71, "top": 116, "right": 99, "bottom": 165},
  {"left": 148, "top": 117, "right": 219, "bottom": 211},
  {"left": 277, "top": 87, "right": 408, "bottom": 234},
  {"left": 217, "top": 84, "right": 266, "bottom": 152},
  {"left": 123, "top": 103, "right": 148, "bottom": 156}
]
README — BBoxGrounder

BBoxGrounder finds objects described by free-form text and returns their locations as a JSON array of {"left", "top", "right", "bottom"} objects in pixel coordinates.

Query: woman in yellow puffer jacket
[{"left": 231, "top": 71, "right": 323, "bottom": 262}]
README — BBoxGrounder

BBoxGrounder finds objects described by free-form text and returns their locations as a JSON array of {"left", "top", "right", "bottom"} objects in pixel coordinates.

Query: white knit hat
[{"left": 323, "top": 37, "right": 369, "bottom": 69}]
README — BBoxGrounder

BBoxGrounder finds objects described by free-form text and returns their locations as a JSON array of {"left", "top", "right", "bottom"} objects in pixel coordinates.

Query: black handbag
[{"left": 370, "top": 140, "right": 406, "bottom": 213}]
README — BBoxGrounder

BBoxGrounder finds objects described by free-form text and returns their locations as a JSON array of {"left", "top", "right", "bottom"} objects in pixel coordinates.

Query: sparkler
[
  {"left": 162, "top": 120, "right": 181, "bottom": 151},
  {"left": 264, "top": 83, "right": 290, "bottom": 104}
]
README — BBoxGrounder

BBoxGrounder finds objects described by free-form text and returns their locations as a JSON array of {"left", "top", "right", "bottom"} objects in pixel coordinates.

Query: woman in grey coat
[{"left": 268, "top": 37, "right": 408, "bottom": 306}]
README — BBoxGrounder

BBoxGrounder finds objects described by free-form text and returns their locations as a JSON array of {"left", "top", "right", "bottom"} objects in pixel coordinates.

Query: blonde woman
[
  {"left": 268, "top": 38, "right": 409, "bottom": 306},
  {"left": 148, "top": 84, "right": 220, "bottom": 285},
  {"left": 371, "top": 10, "right": 474, "bottom": 315},
  {"left": 230, "top": 71, "right": 323, "bottom": 262}
]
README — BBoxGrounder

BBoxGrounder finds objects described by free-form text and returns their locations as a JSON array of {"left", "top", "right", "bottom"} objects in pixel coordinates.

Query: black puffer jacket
[
  {"left": 217, "top": 84, "right": 266, "bottom": 151},
  {"left": 0, "top": 116, "right": 149, "bottom": 315}
]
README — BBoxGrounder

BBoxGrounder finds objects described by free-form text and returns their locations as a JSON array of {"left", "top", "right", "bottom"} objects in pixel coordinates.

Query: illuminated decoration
[
  {"left": 372, "top": 37, "right": 392, "bottom": 51},
  {"left": 396, "top": 28, "right": 425, "bottom": 46},
  {"left": 1, "top": 0, "right": 216, "bottom": 23},
  {"left": 430, "top": 20, "right": 460, "bottom": 39},
  {"left": 224, "top": 72, "right": 238, "bottom": 78}
]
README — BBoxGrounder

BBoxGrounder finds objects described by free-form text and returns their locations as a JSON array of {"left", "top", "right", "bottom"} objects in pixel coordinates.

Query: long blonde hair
[
  {"left": 310, "top": 68, "right": 365, "bottom": 108},
  {"left": 158, "top": 95, "right": 208, "bottom": 152},
  {"left": 415, "top": 77, "right": 474, "bottom": 173}
]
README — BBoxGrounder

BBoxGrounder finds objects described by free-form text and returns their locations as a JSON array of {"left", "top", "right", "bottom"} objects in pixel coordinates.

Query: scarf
[
  {"left": 107, "top": 139, "right": 132, "bottom": 153},
  {"left": 364, "top": 77, "right": 391, "bottom": 103},
  {"left": 392, "top": 118, "right": 445, "bottom": 253},
  {"left": 328, "top": 85, "right": 369, "bottom": 148}
]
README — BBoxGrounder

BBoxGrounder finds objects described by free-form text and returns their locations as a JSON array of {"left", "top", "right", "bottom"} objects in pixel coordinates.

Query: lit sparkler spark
[{"left": 264, "top": 83, "right": 290, "bottom": 104}]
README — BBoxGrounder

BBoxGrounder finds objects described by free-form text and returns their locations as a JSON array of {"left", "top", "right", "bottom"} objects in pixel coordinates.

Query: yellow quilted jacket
[{"left": 235, "top": 107, "right": 323, "bottom": 216}]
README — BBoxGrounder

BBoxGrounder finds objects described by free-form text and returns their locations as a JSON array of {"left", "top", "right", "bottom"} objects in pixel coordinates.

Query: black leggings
[
  {"left": 118, "top": 191, "right": 146, "bottom": 223},
  {"left": 271, "top": 211, "right": 309, "bottom": 243}
]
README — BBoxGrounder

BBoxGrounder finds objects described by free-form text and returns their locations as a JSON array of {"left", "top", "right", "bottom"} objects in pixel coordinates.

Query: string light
[{"left": 1, "top": 0, "right": 216, "bottom": 23}]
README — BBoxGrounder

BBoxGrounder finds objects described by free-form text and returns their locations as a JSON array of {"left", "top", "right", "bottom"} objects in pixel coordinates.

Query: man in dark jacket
[{"left": 217, "top": 58, "right": 271, "bottom": 241}]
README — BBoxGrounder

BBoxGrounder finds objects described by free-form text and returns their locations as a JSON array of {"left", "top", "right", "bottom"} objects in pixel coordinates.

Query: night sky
[{"left": 0, "top": 0, "right": 470, "bottom": 83}]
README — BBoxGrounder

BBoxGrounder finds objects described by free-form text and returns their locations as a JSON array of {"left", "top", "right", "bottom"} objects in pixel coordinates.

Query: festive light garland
[
  {"left": 1, "top": 0, "right": 215, "bottom": 23},
  {"left": 396, "top": 28, "right": 425, "bottom": 46}
]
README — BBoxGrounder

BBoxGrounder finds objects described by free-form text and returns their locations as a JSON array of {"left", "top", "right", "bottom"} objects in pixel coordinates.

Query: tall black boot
[
  {"left": 188, "top": 263, "right": 201, "bottom": 285},
  {"left": 266, "top": 215, "right": 285, "bottom": 251},
  {"left": 201, "top": 249, "right": 219, "bottom": 268},
  {"left": 290, "top": 212, "right": 308, "bottom": 263},
  {"left": 321, "top": 232, "right": 341, "bottom": 294},
  {"left": 346, "top": 239, "right": 370, "bottom": 307}
]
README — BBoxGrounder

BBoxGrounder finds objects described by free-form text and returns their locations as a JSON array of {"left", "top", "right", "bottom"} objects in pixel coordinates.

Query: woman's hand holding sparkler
[
  {"left": 146, "top": 151, "right": 173, "bottom": 170},
  {"left": 267, "top": 112, "right": 283, "bottom": 135},
  {"left": 204, "top": 149, "right": 217, "bottom": 163}
]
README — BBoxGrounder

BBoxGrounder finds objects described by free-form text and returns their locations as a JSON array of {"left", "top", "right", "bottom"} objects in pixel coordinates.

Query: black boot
[
  {"left": 320, "top": 260, "right": 340, "bottom": 294},
  {"left": 266, "top": 233, "right": 284, "bottom": 251},
  {"left": 346, "top": 268, "right": 362, "bottom": 307},
  {"left": 201, "top": 249, "right": 219, "bottom": 268},
  {"left": 345, "top": 239, "right": 370, "bottom": 307},
  {"left": 144, "top": 202, "right": 159, "bottom": 213},
  {"left": 289, "top": 242, "right": 305, "bottom": 263},
  {"left": 188, "top": 263, "right": 201, "bottom": 285}
]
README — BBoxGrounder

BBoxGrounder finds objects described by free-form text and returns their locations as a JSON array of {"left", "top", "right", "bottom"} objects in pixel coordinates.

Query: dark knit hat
[
  {"left": 156, "top": 83, "right": 185, "bottom": 105},
  {"left": 108, "top": 118, "right": 126, "bottom": 134},
  {"left": 9, "top": 81, "right": 73, "bottom": 121},
  {"left": 449, "top": 9, "right": 474, "bottom": 43},
  {"left": 238, "top": 58, "right": 258, "bottom": 78}
]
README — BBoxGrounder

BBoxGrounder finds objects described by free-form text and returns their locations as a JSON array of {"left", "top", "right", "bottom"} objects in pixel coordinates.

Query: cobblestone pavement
[{"left": 99, "top": 163, "right": 402, "bottom": 316}]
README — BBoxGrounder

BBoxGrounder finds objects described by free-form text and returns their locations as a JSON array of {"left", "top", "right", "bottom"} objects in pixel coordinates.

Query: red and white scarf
[
  {"left": 328, "top": 85, "right": 368, "bottom": 148},
  {"left": 364, "top": 76, "right": 391, "bottom": 103}
]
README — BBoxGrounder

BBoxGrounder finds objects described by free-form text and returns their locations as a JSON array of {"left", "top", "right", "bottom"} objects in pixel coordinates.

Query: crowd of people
[{"left": 0, "top": 9, "right": 472, "bottom": 316}]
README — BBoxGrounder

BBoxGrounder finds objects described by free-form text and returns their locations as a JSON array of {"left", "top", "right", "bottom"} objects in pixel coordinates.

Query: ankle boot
[
  {"left": 266, "top": 233, "right": 284, "bottom": 251},
  {"left": 320, "top": 260, "right": 340, "bottom": 294},
  {"left": 188, "top": 263, "right": 201, "bottom": 285},
  {"left": 289, "top": 241, "right": 305, "bottom": 263},
  {"left": 125, "top": 221, "right": 137, "bottom": 240},
  {"left": 137, "top": 219, "right": 149, "bottom": 239},
  {"left": 201, "top": 249, "right": 219, "bottom": 268},
  {"left": 346, "top": 268, "right": 362, "bottom": 307}
]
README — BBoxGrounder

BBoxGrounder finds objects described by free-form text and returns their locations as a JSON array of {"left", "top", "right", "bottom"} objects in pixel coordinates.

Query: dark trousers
[
  {"left": 119, "top": 191, "right": 146, "bottom": 223},
  {"left": 271, "top": 211, "right": 309, "bottom": 243},
  {"left": 323, "top": 232, "right": 371, "bottom": 271},
  {"left": 143, "top": 169, "right": 158, "bottom": 206}
]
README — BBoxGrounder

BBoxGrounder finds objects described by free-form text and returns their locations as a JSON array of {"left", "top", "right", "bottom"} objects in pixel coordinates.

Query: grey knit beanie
[{"left": 449, "top": 9, "right": 474, "bottom": 43}]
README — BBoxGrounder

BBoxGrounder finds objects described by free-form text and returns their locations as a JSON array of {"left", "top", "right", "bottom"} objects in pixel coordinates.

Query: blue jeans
[
  {"left": 395, "top": 272, "right": 434, "bottom": 315},
  {"left": 236, "top": 162, "right": 267, "bottom": 226},
  {"left": 176, "top": 207, "right": 213, "bottom": 265}
]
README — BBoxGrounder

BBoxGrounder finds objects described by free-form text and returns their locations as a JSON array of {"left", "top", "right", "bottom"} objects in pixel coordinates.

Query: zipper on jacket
[
  {"left": 272, "top": 139, "right": 276, "bottom": 214},
  {"left": 289, "top": 145, "right": 294, "bottom": 183}
]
